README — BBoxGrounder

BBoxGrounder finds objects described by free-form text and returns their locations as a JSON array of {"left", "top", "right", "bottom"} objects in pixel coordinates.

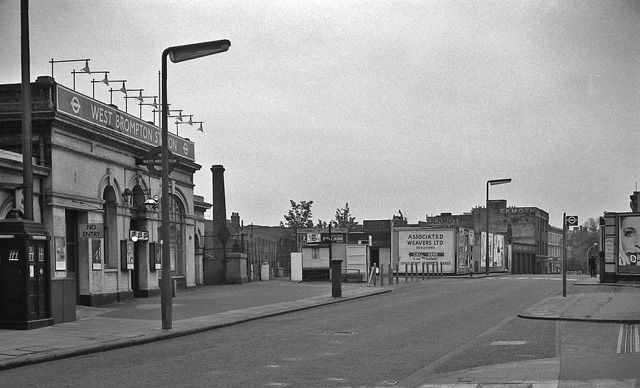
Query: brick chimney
[{"left": 211, "top": 165, "right": 230, "bottom": 244}]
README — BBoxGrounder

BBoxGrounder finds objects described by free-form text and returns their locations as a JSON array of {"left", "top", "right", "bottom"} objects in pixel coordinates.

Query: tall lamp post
[
  {"left": 161, "top": 39, "right": 230, "bottom": 330},
  {"left": 486, "top": 178, "right": 511, "bottom": 275}
]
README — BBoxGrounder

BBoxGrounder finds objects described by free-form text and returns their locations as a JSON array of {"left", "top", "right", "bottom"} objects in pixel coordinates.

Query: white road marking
[
  {"left": 490, "top": 340, "right": 527, "bottom": 345},
  {"left": 617, "top": 324, "right": 640, "bottom": 353}
]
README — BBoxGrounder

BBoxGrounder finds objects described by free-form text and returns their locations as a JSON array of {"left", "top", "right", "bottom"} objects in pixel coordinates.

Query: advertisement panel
[
  {"left": 457, "top": 228, "right": 472, "bottom": 268},
  {"left": 480, "top": 232, "right": 505, "bottom": 268},
  {"left": 397, "top": 229, "right": 454, "bottom": 273},
  {"left": 618, "top": 214, "right": 640, "bottom": 273}
]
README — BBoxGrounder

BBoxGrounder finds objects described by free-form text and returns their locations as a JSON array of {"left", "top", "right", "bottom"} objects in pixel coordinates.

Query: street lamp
[
  {"left": 161, "top": 39, "right": 230, "bottom": 330},
  {"left": 485, "top": 178, "right": 511, "bottom": 275}
]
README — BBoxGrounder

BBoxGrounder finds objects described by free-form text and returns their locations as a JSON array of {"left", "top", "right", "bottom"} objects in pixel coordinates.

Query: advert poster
[
  {"left": 55, "top": 236, "right": 66, "bottom": 271},
  {"left": 457, "top": 228, "right": 471, "bottom": 268},
  {"left": 480, "top": 232, "right": 505, "bottom": 268},
  {"left": 618, "top": 215, "right": 640, "bottom": 273},
  {"left": 155, "top": 243, "right": 162, "bottom": 270},
  {"left": 91, "top": 238, "right": 103, "bottom": 270},
  {"left": 398, "top": 229, "right": 454, "bottom": 273},
  {"left": 126, "top": 241, "right": 134, "bottom": 270}
]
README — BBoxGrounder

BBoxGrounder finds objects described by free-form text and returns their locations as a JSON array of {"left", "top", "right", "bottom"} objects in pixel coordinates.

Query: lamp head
[
  {"left": 119, "top": 81, "right": 127, "bottom": 93},
  {"left": 144, "top": 197, "right": 159, "bottom": 209},
  {"left": 81, "top": 60, "right": 90, "bottom": 73},
  {"left": 101, "top": 73, "right": 109, "bottom": 85},
  {"left": 167, "top": 39, "right": 231, "bottom": 63},
  {"left": 489, "top": 178, "right": 512, "bottom": 186}
]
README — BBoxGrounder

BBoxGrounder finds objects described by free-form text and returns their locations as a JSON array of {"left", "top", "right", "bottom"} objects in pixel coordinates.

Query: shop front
[{"left": 0, "top": 77, "right": 202, "bottom": 322}]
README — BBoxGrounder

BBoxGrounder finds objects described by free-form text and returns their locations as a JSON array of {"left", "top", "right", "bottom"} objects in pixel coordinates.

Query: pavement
[
  {"left": 1, "top": 273, "right": 640, "bottom": 387},
  {"left": 0, "top": 279, "right": 390, "bottom": 371},
  {"left": 518, "top": 275, "right": 640, "bottom": 323}
]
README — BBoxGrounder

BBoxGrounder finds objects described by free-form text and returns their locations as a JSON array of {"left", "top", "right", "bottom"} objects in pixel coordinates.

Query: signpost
[{"left": 562, "top": 214, "right": 578, "bottom": 297}]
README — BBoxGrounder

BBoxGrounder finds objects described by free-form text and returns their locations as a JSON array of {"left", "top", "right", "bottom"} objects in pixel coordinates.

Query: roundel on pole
[
  {"left": 565, "top": 215, "right": 578, "bottom": 227},
  {"left": 136, "top": 146, "right": 178, "bottom": 177}
]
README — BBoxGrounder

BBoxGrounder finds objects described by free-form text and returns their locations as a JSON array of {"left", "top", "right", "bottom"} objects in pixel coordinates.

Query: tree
[
  {"left": 334, "top": 202, "right": 358, "bottom": 229},
  {"left": 567, "top": 217, "right": 600, "bottom": 272},
  {"left": 315, "top": 219, "right": 328, "bottom": 228},
  {"left": 283, "top": 200, "right": 314, "bottom": 229}
]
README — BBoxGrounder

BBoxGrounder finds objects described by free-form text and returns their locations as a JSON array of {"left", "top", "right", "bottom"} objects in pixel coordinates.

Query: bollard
[
  {"left": 405, "top": 263, "right": 408, "bottom": 282},
  {"left": 389, "top": 262, "right": 393, "bottom": 285},
  {"left": 421, "top": 262, "right": 425, "bottom": 281},
  {"left": 440, "top": 262, "right": 444, "bottom": 278},
  {"left": 380, "top": 263, "right": 384, "bottom": 286},
  {"left": 395, "top": 263, "right": 399, "bottom": 284},
  {"left": 331, "top": 259, "right": 343, "bottom": 298}
]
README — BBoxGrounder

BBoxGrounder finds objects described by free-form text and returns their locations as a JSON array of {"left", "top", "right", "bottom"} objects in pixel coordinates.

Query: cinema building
[{"left": 0, "top": 77, "right": 206, "bottom": 323}]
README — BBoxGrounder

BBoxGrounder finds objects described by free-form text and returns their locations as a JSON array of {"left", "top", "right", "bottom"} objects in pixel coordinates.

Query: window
[{"left": 169, "top": 195, "right": 184, "bottom": 275}]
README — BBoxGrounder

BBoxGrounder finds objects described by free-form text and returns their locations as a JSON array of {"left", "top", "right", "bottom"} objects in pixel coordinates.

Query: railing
[{"left": 367, "top": 262, "right": 447, "bottom": 287}]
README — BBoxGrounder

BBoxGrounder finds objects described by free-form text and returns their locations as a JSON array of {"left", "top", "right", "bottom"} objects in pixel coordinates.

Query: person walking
[{"left": 588, "top": 255, "right": 597, "bottom": 277}]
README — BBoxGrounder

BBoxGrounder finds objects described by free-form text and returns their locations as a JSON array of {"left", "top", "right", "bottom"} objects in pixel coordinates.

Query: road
[{"left": 0, "top": 275, "right": 630, "bottom": 386}]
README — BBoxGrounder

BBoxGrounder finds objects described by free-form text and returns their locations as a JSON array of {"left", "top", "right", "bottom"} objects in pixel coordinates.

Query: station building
[{"left": 0, "top": 77, "right": 207, "bottom": 323}]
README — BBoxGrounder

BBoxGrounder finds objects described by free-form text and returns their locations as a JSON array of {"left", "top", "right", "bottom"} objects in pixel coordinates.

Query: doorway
[
  {"left": 65, "top": 210, "right": 79, "bottom": 303},
  {"left": 370, "top": 248, "right": 380, "bottom": 268}
]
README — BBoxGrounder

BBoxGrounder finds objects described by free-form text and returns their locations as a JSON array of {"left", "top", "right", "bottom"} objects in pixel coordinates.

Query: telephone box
[{"left": 0, "top": 219, "right": 53, "bottom": 329}]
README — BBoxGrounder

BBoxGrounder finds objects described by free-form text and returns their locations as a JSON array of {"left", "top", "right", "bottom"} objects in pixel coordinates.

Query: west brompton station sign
[{"left": 56, "top": 85, "right": 195, "bottom": 161}]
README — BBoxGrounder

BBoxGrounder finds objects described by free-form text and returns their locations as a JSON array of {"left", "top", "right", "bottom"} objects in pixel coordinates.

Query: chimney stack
[{"left": 211, "top": 165, "right": 229, "bottom": 244}]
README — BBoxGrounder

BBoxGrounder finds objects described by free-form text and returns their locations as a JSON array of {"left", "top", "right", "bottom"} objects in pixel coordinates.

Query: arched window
[
  {"left": 103, "top": 186, "right": 118, "bottom": 268},
  {"left": 169, "top": 195, "right": 185, "bottom": 274}
]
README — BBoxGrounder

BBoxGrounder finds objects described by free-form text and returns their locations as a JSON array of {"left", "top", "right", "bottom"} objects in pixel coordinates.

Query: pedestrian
[{"left": 588, "top": 255, "right": 597, "bottom": 278}]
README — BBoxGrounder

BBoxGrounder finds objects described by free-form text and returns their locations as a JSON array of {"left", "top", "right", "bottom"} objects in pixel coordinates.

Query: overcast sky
[{"left": 1, "top": 0, "right": 639, "bottom": 227}]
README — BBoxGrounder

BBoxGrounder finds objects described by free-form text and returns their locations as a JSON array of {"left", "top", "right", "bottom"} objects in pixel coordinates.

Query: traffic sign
[
  {"left": 565, "top": 215, "right": 579, "bottom": 227},
  {"left": 79, "top": 223, "right": 104, "bottom": 239}
]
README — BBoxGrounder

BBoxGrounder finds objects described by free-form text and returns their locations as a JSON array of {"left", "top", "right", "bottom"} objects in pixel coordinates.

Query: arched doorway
[{"left": 102, "top": 186, "right": 118, "bottom": 269}]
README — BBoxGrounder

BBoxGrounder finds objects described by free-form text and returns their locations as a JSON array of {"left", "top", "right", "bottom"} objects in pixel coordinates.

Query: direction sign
[
  {"left": 136, "top": 146, "right": 177, "bottom": 177},
  {"left": 565, "top": 215, "right": 579, "bottom": 226}
]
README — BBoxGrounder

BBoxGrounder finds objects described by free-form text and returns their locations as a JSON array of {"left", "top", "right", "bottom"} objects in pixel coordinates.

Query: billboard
[
  {"left": 618, "top": 214, "right": 640, "bottom": 273},
  {"left": 397, "top": 229, "right": 455, "bottom": 273},
  {"left": 457, "top": 228, "right": 472, "bottom": 268},
  {"left": 480, "top": 232, "right": 505, "bottom": 268}
]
